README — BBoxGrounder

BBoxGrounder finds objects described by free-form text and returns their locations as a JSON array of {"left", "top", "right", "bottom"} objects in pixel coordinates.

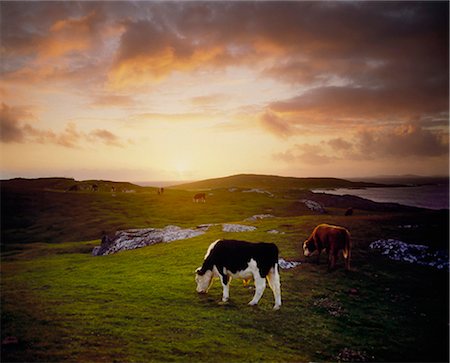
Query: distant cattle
[
  {"left": 195, "top": 239, "right": 282, "bottom": 309},
  {"left": 303, "top": 224, "right": 351, "bottom": 271},
  {"left": 345, "top": 207, "right": 353, "bottom": 216},
  {"left": 193, "top": 193, "right": 206, "bottom": 203},
  {"left": 67, "top": 185, "right": 79, "bottom": 192}
]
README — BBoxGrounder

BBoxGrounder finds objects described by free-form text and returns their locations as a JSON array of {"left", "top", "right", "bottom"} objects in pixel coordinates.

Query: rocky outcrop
[
  {"left": 242, "top": 188, "right": 274, "bottom": 197},
  {"left": 92, "top": 225, "right": 206, "bottom": 256},
  {"left": 245, "top": 214, "right": 275, "bottom": 221},
  {"left": 222, "top": 224, "right": 257, "bottom": 232},
  {"left": 278, "top": 258, "right": 301, "bottom": 269},
  {"left": 300, "top": 199, "right": 326, "bottom": 213},
  {"left": 369, "top": 239, "right": 449, "bottom": 270}
]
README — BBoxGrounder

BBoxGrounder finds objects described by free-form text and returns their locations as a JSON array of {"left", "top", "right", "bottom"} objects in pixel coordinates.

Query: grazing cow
[
  {"left": 193, "top": 193, "right": 206, "bottom": 203},
  {"left": 195, "top": 239, "right": 282, "bottom": 310},
  {"left": 303, "top": 224, "right": 351, "bottom": 271}
]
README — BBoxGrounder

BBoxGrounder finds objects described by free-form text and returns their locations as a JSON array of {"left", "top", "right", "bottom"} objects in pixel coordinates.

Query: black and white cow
[{"left": 195, "top": 239, "right": 282, "bottom": 310}]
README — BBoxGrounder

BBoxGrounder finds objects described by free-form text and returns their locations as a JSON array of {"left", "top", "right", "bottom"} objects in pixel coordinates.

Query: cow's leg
[
  {"left": 328, "top": 250, "right": 337, "bottom": 271},
  {"left": 248, "top": 275, "right": 266, "bottom": 306},
  {"left": 344, "top": 249, "right": 351, "bottom": 271},
  {"left": 220, "top": 275, "right": 231, "bottom": 303},
  {"left": 267, "top": 266, "right": 282, "bottom": 310}
]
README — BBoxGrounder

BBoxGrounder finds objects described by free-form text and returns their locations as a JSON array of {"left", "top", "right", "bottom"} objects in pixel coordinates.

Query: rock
[
  {"left": 369, "top": 239, "right": 449, "bottom": 270},
  {"left": 278, "top": 258, "right": 301, "bottom": 269},
  {"left": 242, "top": 188, "right": 274, "bottom": 197},
  {"left": 313, "top": 297, "right": 345, "bottom": 317},
  {"left": 2, "top": 336, "right": 18, "bottom": 345},
  {"left": 336, "top": 348, "right": 374, "bottom": 362},
  {"left": 222, "top": 224, "right": 257, "bottom": 232},
  {"left": 196, "top": 224, "right": 219, "bottom": 230},
  {"left": 348, "top": 288, "right": 359, "bottom": 296},
  {"left": 92, "top": 225, "right": 205, "bottom": 256},
  {"left": 245, "top": 214, "right": 275, "bottom": 221},
  {"left": 300, "top": 199, "right": 326, "bottom": 213},
  {"left": 267, "top": 229, "right": 284, "bottom": 234}
]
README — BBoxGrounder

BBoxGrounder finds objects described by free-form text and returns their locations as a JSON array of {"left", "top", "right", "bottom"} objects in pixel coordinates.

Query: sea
[{"left": 312, "top": 182, "right": 449, "bottom": 210}]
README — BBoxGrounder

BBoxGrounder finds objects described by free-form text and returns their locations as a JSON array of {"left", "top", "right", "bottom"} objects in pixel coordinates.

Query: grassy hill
[
  {"left": 1, "top": 177, "right": 423, "bottom": 247},
  {"left": 170, "top": 173, "right": 389, "bottom": 190},
  {"left": 1, "top": 175, "right": 448, "bottom": 362},
  {"left": 1, "top": 177, "right": 147, "bottom": 193}
]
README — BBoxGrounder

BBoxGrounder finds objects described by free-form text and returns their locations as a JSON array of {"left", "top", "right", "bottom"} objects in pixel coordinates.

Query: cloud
[
  {"left": 356, "top": 123, "right": 449, "bottom": 158},
  {"left": 0, "top": 103, "right": 37, "bottom": 142},
  {"left": 274, "top": 143, "right": 335, "bottom": 165},
  {"left": 89, "top": 94, "right": 136, "bottom": 108},
  {"left": 0, "top": 103, "right": 124, "bottom": 148},
  {"left": 274, "top": 122, "right": 448, "bottom": 169},
  {"left": 259, "top": 111, "right": 295, "bottom": 139},
  {"left": 88, "top": 129, "right": 123, "bottom": 147}
]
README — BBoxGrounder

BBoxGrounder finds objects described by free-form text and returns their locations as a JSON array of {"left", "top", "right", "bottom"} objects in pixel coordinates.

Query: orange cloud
[{"left": 0, "top": 103, "right": 124, "bottom": 148}]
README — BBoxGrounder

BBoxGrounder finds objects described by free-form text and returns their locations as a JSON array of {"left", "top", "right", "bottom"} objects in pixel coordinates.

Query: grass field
[{"left": 1, "top": 177, "right": 449, "bottom": 362}]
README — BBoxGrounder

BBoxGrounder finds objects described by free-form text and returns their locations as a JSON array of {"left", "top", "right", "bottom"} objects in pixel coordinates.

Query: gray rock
[
  {"left": 278, "top": 258, "right": 301, "bottom": 269},
  {"left": 242, "top": 188, "right": 274, "bottom": 197},
  {"left": 369, "top": 239, "right": 449, "bottom": 270},
  {"left": 222, "top": 224, "right": 257, "bottom": 232},
  {"left": 93, "top": 225, "right": 205, "bottom": 256},
  {"left": 300, "top": 199, "right": 326, "bottom": 213},
  {"left": 245, "top": 214, "right": 275, "bottom": 221}
]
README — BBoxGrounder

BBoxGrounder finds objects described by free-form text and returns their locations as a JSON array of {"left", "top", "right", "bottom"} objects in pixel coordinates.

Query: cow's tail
[{"left": 342, "top": 230, "right": 351, "bottom": 259}]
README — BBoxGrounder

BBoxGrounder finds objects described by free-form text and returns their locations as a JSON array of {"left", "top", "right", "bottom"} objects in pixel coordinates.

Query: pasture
[{"left": 1, "top": 177, "right": 449, "bottom": 362}]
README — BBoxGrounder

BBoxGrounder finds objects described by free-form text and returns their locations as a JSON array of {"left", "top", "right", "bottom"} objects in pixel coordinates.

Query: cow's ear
[{"left": 195, "top": 267, "right": 205, "bottom": 276}]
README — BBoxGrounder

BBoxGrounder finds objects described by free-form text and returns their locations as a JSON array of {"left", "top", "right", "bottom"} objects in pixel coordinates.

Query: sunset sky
[{"left": 1, "top": 1, "right": 448, "bottom": 182}]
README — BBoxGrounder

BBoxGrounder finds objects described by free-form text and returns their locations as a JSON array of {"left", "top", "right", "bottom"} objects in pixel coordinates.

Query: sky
[{"left": 1, "top": 1, "right": 449, "bottom": 182}]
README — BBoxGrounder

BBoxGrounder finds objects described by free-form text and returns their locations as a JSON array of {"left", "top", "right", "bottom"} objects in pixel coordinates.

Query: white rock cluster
[
  {"left": 278, "top": 258, "right": 301, "bottom": 269},
  {"left": 222, "top": 224, "right": 257, "bottom": 232},
  {"left": 300, "top": 199, "right": 326, "bottom": 213},
  {"left": 245, "top": 214, "right": 275, "bottom": 221},
  {"left": 369, "top": 239, "right": 449, "bottom": 270},
  {"left": 242, "top": 188, "right": 274, "bottom": 197},
  {"left": 92, "top": 225, "right": 205, "bottom": 256}
]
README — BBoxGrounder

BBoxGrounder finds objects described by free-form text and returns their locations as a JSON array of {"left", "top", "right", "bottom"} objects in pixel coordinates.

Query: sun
[{"left": 174, "top": 160, "right": 190, "bottom": 180}]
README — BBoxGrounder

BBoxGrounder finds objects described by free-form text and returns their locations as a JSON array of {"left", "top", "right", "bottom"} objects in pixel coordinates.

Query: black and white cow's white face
[
  {"left": 303, "top": 240, "right": 316, "bottom": 257},
  {"left": 195, "top": 268, "right": 213, "bottom": 294}
]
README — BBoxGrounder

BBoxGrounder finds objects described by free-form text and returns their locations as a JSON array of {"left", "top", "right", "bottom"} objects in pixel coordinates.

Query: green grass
[{"left": 1, "top": 178, "right": 449, "bottom": 362}]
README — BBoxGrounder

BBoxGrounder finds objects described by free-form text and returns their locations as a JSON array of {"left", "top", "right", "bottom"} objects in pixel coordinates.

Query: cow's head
[
  {"left": 195, "top": 267, "right": 213, "bottom": 294},
  {"left": 303, "top": 239, "right": 316, "bottom": 257}
]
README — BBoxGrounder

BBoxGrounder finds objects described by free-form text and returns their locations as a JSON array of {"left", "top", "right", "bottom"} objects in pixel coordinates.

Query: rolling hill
[
  {"left": 1, "top": 177, "right": 147, "bottom": 193},
  {"left": 169, "top": 173, "right": 389, "bottom": 190}
]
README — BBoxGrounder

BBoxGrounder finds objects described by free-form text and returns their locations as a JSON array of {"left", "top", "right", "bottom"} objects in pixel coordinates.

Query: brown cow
[
  {"left": 303, "top": 224, "right": 351, "bottom": 271},
  {"left": 193, "top": 193, "right": 206, "bottom": 203}
]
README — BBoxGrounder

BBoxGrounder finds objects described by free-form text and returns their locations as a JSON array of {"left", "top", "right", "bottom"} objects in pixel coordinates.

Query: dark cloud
[
  {"left": 275, "top": 122, "right": 448, "bottom": 168},
  {"left": 269, "top": 84, "right": 448, "bottom": 124},
  {"left": 3, "top": 1, "right": 448, "bottom": 93},
  {"left": 355, "top": 123, "right": 449, "bottom": 158}
]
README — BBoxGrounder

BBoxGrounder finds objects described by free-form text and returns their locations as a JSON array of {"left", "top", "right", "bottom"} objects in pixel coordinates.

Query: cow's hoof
[
  {"left": 248, "top": 301, "right": 257, "bottom": 306},
  {"left": 218, "top": 300, "right": 229, "bottom": 305},
  {"left": 273, "top": 305, "right": 281, "bottom": 310}
]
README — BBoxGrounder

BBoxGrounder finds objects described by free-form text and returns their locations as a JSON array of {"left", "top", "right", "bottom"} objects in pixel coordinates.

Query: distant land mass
[
  {"left": 1, "top": 174, "right": 396, "bottom": 192},
  {"left": 349, "top": 175, "right": 449, "bottom": 186},
  {"left": 167, "top": 173, "right": 393, "bottom": 190},
  {"left": 4, "top": 174, "right": 448, "bottom": 192}
]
